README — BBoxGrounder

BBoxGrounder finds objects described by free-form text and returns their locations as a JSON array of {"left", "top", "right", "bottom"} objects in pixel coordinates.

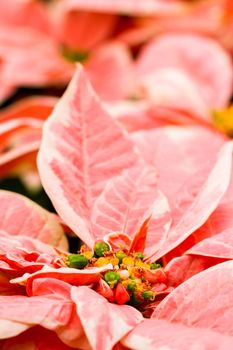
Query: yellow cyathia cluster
[{"left": 66, "top": 241, "right": 162, "bottom": 305}]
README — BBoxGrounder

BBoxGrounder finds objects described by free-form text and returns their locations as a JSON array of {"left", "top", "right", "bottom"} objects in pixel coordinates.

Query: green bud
[
  {"left": 127, "top": 282, "right": 136, "bottom": 292},
  {"left": 142, "top": 291, "right": 155, "bottom": 300},
  {"left": 150, "top": 263, "right": 161, "bottom": 270},
  {"left": 94, "top": 241, "right": 110, "bottom": 257},
  {"left": 68, "top": 254, "right": 89, "bottom": 269},
  {"left": 129, "top": 292, "right": 141, "bottom": 306},
  {"left": 62, "top": 47, "right": 89, "bottom": 63},
  {"left": 115, "top": 250, "right": 127, "bottom": 262},
  {"left": 134, "top": 252, "right": 144, "bottom": 260},
  {"left": 104, "top": 271, "right": 120, "bottom": 286}
]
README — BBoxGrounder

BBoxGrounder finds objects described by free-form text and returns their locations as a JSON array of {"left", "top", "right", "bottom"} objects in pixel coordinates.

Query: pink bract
[
  {"left": 0, "top": 327, "right": 73, "bottom": 350},
  {"left": 136, "top": 33, "right": 233, "bottom": 110},
  {"left": 0, "top": 96, "right": 57, "bottom": 122},
  {"left": 59, "top": 0, "right": 185, "bottom": 16},
  {"left": 37, "top": 64, "right": 140, "bottom": 247},
  {"left": 0, "top": 278, "right": 143, "bottom": 350},
  {"left": 187, "top": 229, "right": 233, "bottom": 259},
  {"left": 0, "top": 97, "right": 56, "bottom": 178},
  {"left": 0, "top": 0, "right": 53, "bottom": 34},
  {"left": 85, "top": 42, "right": 133, "bottom": 101},
  {"left": 56, "top": 6, "right": 117, "bottom": 51},
  {"left": 0, "top": 190, "right": 67, "bottom": 250},
  {"left": 0, "top": 25, "right": 73, "bottom": 92},
  {"left": 153, "top": 261, "right": 233, "bottom": 335}
]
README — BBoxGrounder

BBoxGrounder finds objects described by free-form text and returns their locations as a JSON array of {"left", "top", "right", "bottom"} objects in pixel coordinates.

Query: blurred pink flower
[
  {"left": 0, "top": 0, "right": 133, "bottom": 104},
  {"left": 53, "top": 0, "right": 186, "bottom": 49}
]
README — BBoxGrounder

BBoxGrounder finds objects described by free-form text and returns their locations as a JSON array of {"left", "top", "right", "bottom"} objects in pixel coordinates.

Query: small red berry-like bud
[
  {"left": 95, "top": 279, "right": 115, "bottom": 302},
  {"left": 115, "top": 283, "right": 130, "bottom": 305}
]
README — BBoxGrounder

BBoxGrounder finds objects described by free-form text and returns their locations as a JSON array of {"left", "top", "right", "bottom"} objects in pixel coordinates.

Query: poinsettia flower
[
  {"left": 0, "top": 64, "right": 231, "bottom": 261},
  {"left": 1, "top": 65, "right": 233, "bottom": 348},
  {"left": 0, "top": 65, "right": 171, "bottom": 303},
  {"left": 36, "top": 65, "right": 233, "bottom": 280},
  {"left": 0, "top": 65, "right": 180, "bottom": 347},
  {"left": 1, "top": 3, "right": 233, "bottom": 349},
  {"left": 1, "top": 66, "right": 230, "bottom": 270}
]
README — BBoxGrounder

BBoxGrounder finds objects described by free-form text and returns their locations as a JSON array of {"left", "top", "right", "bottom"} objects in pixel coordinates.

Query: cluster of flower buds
[{"left": 67, "top": 240, "right": 166, "bottom": 307}]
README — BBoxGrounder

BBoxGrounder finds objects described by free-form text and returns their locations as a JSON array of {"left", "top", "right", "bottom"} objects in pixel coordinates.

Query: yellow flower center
[{"left": 67, "top": 241, "right": 163, "bottom": 307}]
